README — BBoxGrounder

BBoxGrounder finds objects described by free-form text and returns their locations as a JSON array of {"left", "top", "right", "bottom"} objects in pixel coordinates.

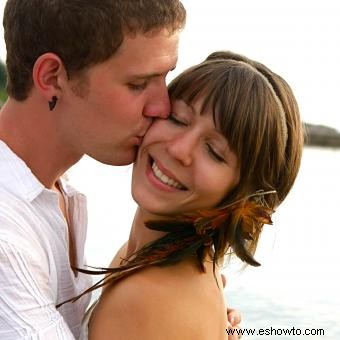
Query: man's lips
[{"left": 133, "top": 136, "right": 143, "bottom": 146}]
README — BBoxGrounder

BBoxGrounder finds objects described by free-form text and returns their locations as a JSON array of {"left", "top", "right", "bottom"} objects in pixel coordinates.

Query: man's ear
[{"left": 32, "top": 52, "right": 66, "bottom": 102}]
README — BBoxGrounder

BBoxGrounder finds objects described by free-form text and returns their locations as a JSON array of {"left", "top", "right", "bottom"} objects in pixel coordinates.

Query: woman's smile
[{"left": 146, "top": 156, "right": 187, "bottom": 192}]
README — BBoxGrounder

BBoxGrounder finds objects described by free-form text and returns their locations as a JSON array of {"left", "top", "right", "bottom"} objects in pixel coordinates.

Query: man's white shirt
[{"left": 0, "top": 141, "right": 92, "bottom": 339}]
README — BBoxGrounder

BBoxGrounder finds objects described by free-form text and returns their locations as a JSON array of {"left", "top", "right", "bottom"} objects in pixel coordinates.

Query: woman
[{"left": 73, "top": 51, "right": 303, "bottom": 339}]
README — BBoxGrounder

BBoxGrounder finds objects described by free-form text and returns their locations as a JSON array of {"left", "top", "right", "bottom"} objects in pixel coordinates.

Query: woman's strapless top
[{"left": 79, "top": 300, "right": 98, "bottom": 340}]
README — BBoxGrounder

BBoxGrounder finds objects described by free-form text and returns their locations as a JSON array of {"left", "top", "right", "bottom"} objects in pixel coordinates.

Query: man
[{"left": 0, "top": 1, "right": 240, "bottom": 339}]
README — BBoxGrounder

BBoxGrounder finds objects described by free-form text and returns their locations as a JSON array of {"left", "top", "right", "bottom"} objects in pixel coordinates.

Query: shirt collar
[{"left": 0, "top": 140, "right": 80, "bottom": 202}]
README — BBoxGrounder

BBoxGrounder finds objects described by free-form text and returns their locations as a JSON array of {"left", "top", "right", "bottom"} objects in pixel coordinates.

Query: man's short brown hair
[{"left": 3, "top": 0, "right": 186, "bottom": 100}]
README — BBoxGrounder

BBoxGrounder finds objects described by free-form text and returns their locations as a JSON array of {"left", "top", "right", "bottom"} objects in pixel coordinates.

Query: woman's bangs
[{"left": 169, "top": 70, "right": 214, "bottom": 109}]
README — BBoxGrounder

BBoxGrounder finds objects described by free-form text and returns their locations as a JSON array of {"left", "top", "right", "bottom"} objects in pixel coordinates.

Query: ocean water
[
  {"left": 68, "top": 147, "right": 340, "bottom": 339},
  {"left": 224, "top": 147, "right": 340, "bottom": 339}
]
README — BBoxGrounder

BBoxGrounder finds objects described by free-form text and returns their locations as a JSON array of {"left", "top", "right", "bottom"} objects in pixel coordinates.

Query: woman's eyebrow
[{"left": 179, "top": 101, "right": 196, "bottom": 116}]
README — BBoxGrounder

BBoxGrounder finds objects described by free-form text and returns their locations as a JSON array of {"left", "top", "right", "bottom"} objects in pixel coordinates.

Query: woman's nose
[{"left": 166, "top": 131, "right": 197, "bottom": 167}]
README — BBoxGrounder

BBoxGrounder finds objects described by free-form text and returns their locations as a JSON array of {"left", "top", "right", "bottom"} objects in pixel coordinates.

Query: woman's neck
[
  {"left": 123, "top": 208, "right": 220, "bottom": 280},
  {"left": 125, "top": 208, "right": 168, "bottom": 257}
]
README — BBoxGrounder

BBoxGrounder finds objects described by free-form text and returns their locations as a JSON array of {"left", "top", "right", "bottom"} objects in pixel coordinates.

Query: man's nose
[{"left": 143, "top": 84, "right": 170, "bottom": 119}]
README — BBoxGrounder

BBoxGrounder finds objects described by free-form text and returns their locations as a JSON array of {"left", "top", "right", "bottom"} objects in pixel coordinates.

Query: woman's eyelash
[
  {"left": 207, "top": 144, "right": 225, "bottom": 162},
  {"left": 168, "top": 113, "right": 187, "bottom": 126}
]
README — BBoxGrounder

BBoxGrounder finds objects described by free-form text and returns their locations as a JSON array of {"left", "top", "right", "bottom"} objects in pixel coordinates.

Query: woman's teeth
[{"left": 151, "top": 161, "right": 185, "bottom": 190}]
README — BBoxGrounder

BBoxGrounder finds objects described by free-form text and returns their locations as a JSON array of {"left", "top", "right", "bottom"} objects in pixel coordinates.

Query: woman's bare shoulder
[{"left": 89, "top": 260, "right": 227, "bottom": 340}]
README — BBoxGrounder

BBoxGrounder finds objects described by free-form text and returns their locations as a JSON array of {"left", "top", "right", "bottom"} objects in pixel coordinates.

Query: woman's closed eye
[
  {"left": 168, "top": 112, "right": 188, "bottom": 126},
  {"left": 206, "top": 144, "right": 226, "bottom": 163}
]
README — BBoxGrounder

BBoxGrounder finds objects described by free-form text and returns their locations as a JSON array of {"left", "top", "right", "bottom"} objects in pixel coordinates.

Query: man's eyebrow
[{"left": 130, "top": 67, "right": 176, "bottom": 80}]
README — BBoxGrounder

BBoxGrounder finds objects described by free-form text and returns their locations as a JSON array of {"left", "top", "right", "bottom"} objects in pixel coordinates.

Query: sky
[{"left": 1, "top": 0, "right": 339, "bottom": 130}]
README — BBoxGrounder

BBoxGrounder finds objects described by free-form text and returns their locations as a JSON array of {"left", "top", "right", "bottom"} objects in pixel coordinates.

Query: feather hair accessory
[
  {"left": 190, "top": 190, "right": 275, "bottom": 240},
  {"left": 56, "top": 190, "right": 275, "bottom": 308},
  {"left": 145, "top": 190, "right": 275, "bottom": 270}
]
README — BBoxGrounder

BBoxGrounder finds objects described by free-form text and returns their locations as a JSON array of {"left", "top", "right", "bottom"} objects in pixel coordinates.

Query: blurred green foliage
[{"left": 0, "top": 60, "right": 7, "bottom": 104}]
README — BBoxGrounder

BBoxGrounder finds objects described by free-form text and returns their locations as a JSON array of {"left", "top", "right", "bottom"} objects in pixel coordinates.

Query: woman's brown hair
[{"left": 167, "top": 50, "right": 304, "bottom": 265}]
